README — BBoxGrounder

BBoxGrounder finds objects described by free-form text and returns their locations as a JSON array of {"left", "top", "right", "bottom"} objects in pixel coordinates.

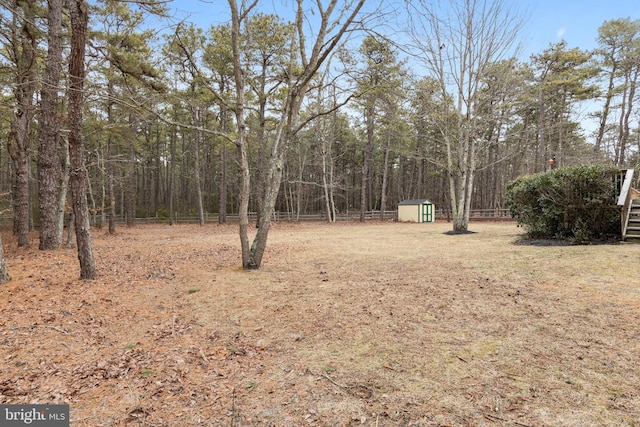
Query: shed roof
[{"left": 398, "top": 199, "right": 432, "bottom": 205}]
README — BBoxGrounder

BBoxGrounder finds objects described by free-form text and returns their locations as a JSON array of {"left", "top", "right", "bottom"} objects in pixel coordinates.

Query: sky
[
  {"left": 167, "top": 0, "right": 640, "bottom": 58},
  {"left": 519, "top": 0, "right": 640, "bottom": 135},
  {"left": 521, "top": 0, "right": 639, "bottom": 58}
]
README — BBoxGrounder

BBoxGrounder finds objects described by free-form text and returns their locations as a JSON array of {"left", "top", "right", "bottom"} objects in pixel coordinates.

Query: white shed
[{"left": 397, "top": 199, "right": 434, "bottom": 223}]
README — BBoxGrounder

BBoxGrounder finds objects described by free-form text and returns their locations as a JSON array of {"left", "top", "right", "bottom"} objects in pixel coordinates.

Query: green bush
[
  {"left": 156, "top": 208, "right": 170, "bottom": 219},
  {"left": 506, "top": 164, "right": 621, "bottom": 241}
]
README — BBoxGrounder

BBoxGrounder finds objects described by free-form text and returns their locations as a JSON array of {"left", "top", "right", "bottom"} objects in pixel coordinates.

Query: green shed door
[{"left": 421, "top": 203, "right": 433, "bottom": 222}]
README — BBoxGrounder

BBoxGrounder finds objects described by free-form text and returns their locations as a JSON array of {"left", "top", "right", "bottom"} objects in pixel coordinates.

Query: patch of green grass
[
  {"left": 322, "top": 365, "right": 336, "bottom": 374},
  {"left": 246, "top": 381, "right": 257, "bottom": 391}
]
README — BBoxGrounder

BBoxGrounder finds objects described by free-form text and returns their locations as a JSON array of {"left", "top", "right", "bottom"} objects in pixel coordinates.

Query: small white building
[{"left": 397, "top": 199, "right": 435, "bottom": 223}]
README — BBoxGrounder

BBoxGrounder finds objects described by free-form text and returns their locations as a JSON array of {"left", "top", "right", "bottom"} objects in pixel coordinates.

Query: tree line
[{"left": 0, "top": 0, "right": 639, "bottom": 277}]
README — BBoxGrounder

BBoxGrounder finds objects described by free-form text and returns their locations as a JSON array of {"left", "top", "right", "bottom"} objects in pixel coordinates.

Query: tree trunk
[
  {"left": 56, "top": 136, "right": 70, "bottom": 245},
  {"left": 98, "top": 156, "right": 105, "bottom": 230},
  {"left": 0, "top": 236, "right": 10, "bottom": 284},
  {"left": 68, "top": 0, "right": 96, "bottom": 279},
  {"left": 248, "top": 143, "right": 287, "bottom": 268},
  {"left": 237, "top": 137, "right": 251, "bottom": 266},
  {"left": 321, "top": 132, "right": 335, "bottom": 222},
  {"left": 38, "top": 0, "right": 64, "bottom": 250},
  {"left": 254, "top": 74, "right": 268, "bottom": 228},
  {"left": 9, "top": 149, "right": 30, "bottom": 247},
  {"left": 194, "top": 141, "right": 205, "bottom": 226},
  {"left": 218, "top": 141, "right": 227, "bottom": 224},
  {"left": 218, "top": 105, "right": 229, "bottom": 225},
  {"left": 107, "top": 81, "right": 117, "bottom": 233},
  {"left": 65, "top": 211, "right": 74, "bottom": 249},
  {"left": 229, "top": 0, "right": 251, "bottom": 266},
  {"left": 169, "top": 107, "right": 177, "bottom": 225},
  {"left": 615, "top": 75, "right": 628, "bottom": 165},
  {"left": 293, "top": 154, "right": 305, "bottom": 221},
  {"left": 380, "top": 129, "right": 392, "bottom": 220},
  {"left": 191, "top": 106, "right": 205, "bottom": 226},
  {"left": 155, "top": 125, "right": 162, "bottom": 214},
  {"left": 8, "top": 0, "right": 38, "bottom": 248},
  {"left": 142, "top": 131, "right": 153, "bottom": 218},
  {"left": 463, "top": 137, "right": 477, "bottom": 228},
  {"left": 125, "top": 141, "right": 136, "bottom": 226},
  {"left": 618, "top": 67, "right": 638, "bottom": 166},
  {"left": 415, "top": 124, "right": 425, "bottom": 199},
  {"left": 246, "top": 77, "right": 299, "bottom": 268},
  {"left": 452, "top": 167, "right": 467, "bottom": 232},
  {"left": 85, "top": 158, "right": 97, "bottom": 225},
  {"left": 247, "top": 80, "right": 310, "bottom": 267},
  {"left": 445, "top": 130, "right": 464, "bottom": 231},
  {"left": 594, "top": 59, "right": 617, "bottom": 160},
  {"left": 360, "top": 104, "right": 374, "bottom": 222},
  {"left": 107, "top": 153, "right": 116, "bottom": 232}
]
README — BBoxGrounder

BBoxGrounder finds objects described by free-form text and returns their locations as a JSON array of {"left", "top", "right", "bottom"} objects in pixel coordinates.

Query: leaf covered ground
[{"left": 0, "top": 221, "right": 639, "bottom": 426}]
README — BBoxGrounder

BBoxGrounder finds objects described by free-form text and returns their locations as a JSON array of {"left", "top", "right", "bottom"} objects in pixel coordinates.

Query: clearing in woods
[{"left": 0, "top": 221, "right": 638, "bottom": 426}]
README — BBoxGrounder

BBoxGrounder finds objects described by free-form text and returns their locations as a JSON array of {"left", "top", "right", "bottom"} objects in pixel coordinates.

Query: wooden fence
[{"left": 0, "top": 209, "right": 513, "bottom": 227}]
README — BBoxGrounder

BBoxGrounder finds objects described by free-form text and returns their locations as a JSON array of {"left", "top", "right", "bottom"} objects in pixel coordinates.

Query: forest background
[{"left": 1, "top": 0, "right": 640, "bottom": 273}]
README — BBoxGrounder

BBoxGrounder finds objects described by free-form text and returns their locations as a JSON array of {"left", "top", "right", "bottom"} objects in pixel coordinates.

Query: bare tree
[
  {"left": 317, "top": 78, "right": 339, "bottom": 222},
  {"left": 228, "top": 0, "right": 254, "bottom": 268},
  {"left": 229, "top": 0, "right": 366, "bottom": 268},
  {"left": 408, "top": 0, "right": 524, "bottom": 232}
]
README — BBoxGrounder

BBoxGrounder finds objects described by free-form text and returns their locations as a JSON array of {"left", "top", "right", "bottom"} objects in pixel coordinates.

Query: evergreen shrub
[{"left": 506, "top": 164, "right": 621, "bottom": 241}]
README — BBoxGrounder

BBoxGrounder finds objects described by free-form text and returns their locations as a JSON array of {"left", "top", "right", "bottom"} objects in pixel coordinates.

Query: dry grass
[{"left": 1, "top": 221, "right": 639, "bottom": 426}]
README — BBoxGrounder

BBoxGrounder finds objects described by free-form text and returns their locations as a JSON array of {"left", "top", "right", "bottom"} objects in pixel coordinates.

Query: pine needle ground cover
[{"left": 1, "top": 222, "right": 638, "bottom": 426}]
